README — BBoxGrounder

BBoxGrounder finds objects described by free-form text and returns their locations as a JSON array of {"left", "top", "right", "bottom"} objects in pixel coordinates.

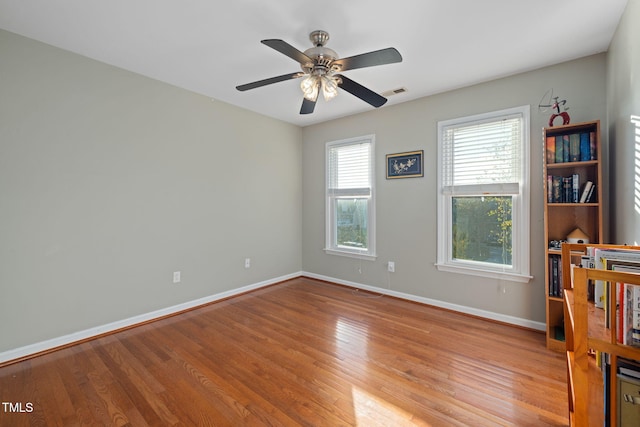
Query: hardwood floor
[{"left": 0, "top": 277, "right": 568, "bottom": 426}]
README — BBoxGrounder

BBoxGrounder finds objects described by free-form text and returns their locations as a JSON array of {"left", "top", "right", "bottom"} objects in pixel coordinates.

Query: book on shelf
[
  {"left": 579, "top": 181, "right": 594, "bottom": 203},
  {"left": 548, "top": 254, "right": 563, "bottom": 298},
  {"left": 581, "top": 252, "right": 596, "bottom": 269},
  {"left": 603, "top": 360, "right": 610, "bottom": 419},
  {"left": 616, "top": 281, "right": 639, "bottom": 345},
  {"left": 584, "top": 247, "right": 640, "bottom": 345},
  {"left": 569, "top": 133, "right": 580, "bottom": 162},
  {"left": 612, "top": 264, "right": 640, "bottom": 347},
  {"left": 546, "top": 174, "right": 594, "bottom": 203},
  {"left": 618, "top": 357, "right": 640, "bottom": 380},
  {"left": 555, "top": 135, "right": 567, "bottom": 163},
  {"left": 548, "top": 175, "right": 561, "bottom": 203},
  {"left": 545, "top": 131, "right": 596, "bottom": 164},
  {"left": 594, "top": 249, "right": 640, "bottom": 309},
  {"left": 586, "top": 183, "right": 596, "bottom": 203},
  {"left": 580, "top": 132, "right": 590, "bottom": 161},
  {"left": 563, "top": 177, "right": 572, "bottom": 203},
  {"left": 580, "top": 248, "right": 596, "bottom": 300},
  {"left": 554, "top": 324, "right": 565, "bottom": 341},
  {"left": 546, "top": 136, "right": 555, "bottom": 164}
]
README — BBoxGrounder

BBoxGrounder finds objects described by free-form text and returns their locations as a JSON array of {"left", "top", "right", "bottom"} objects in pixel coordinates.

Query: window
[
  {"left": 325, "top": 135, "right": 376, "bottom": 259},
  {"left": 437, "top": 106, "right": 531, "bottom": 282}
]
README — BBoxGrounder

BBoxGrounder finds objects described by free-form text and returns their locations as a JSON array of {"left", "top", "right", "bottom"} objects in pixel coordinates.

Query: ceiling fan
[{"left": 236, "top": 30, "right": 402, "bottom": 114}]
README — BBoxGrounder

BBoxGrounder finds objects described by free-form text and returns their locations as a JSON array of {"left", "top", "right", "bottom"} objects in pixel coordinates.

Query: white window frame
[
  {"left": 325, "top": 135, "right": 376, "bottom": 260},
  {"left": 436, "top": 106, "right": 532, "bottom": 283}
]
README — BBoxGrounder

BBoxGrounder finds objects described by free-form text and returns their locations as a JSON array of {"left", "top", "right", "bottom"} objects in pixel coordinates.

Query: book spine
[
  {"left": 586, "top": 183, "right": 596, "bottom": 203},
  {"left": 553, "top": 256, "right": 557, "bottom": 297},
  {"left": 633, "top": 284, "right": 640, "bottom": 344},
  {"left": 552, "top": 176, "right": 562, "bottom": 203},
  {"left": 620, "top": 365, "right": 640, "bottom": 378},
  {"left": 619, "top": 282, "right": 624, "bottom": 344},
  {"left": 562, "top": 134, "right": 570, "bottom": 162},
  {"left": 580, "top": 181, "right": 593, "bottom": 203},
  {"left": 618, "top": 357, "right": 640, "bottom": 376},
  {"left": 547, "top": 254, "right": 563, "bottom": 298},
  {"left": 590, "top": 131, "right": 597, "bottom": 160},
  {"left": 594, "top": 249, "right": 605, "bottom": 308},
  {"left": 580, "top": 132, "right": 591, "bottom": 161},
  {"left": 581, "top": 255, "right": 593, "bottom": 268},
  {"left": 563, "top": 177, "right": 571, "bottom": 203},
  {"left": 558, "top": 258, "right": 563, "bottom": 297},
  {"left": 570, "top": 133, "right": 580, "bottom": 162},
  {"left": 555, "top": 136, "right": 564, "bottom": 163},
  {"left": 546, "top": 136, "right": 555, "bottom": 164},
  {"left": 625, "top": 283, "right": 634, "bottom": 345}
]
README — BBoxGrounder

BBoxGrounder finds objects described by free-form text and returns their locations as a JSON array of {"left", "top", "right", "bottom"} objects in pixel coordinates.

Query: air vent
[{"left": 381, "top": 87, "right": 408, "bottom": 97}]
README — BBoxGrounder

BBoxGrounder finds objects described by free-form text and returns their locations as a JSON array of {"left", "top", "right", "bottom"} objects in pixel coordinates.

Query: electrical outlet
[
  {"left": 245, "top": 258, "right": 251, "bottom": 268},
  {"left": 388, "top": 261, "right": 395, "bottom": 273},
  {"left": 173, "top": 271, "right": 181, "bottom": 283}
]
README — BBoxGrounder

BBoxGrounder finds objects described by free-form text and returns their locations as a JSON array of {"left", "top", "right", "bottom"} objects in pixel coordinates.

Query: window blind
[
  {"left": 327, "top": 141, "right": 371, "bottom": 197},
  {"left": 441, "top": 113, "right": 523, "bottom": 194}
]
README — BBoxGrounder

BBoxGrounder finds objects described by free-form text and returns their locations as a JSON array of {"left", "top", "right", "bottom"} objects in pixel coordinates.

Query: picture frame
[{"left": 386, "top": 150, "right": 423, "bottom": 179}]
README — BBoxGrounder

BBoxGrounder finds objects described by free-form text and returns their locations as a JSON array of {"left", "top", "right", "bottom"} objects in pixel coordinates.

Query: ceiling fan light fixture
[
  {"left": 300, "top": 75, "right": 319, "bottom": 100},
  {"left": 300, "top": 74, "right": 341, "bottom": 102},
  {"left": 321, "top": 74, "right": 340, "bottom": 101}
]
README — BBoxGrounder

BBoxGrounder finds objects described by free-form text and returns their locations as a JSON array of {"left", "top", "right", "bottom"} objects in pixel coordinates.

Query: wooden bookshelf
[
  {"left": 543, "top": 120, "right": 603, "bottom": 352},
  {"left": 561, "top": 243, "right": 640, "bottom": 426}
]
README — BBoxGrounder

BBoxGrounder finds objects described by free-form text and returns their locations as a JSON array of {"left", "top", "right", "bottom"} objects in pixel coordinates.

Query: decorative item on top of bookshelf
[
  {"left": 538, "top": 88, "right": 570, "bottom": 127},
  {"left": 386, "top": 150, "right": 423, "bottom": 179}
]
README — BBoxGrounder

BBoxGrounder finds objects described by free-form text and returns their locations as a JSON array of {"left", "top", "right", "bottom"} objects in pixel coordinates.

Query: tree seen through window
[{"left": 452, "top": 196, "right": 512, "bottom": 265}]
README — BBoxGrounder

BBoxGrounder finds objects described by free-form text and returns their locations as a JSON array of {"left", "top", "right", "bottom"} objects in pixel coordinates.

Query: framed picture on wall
[{"left": 386, "top": 150, "right": 423, "bottom": 179}]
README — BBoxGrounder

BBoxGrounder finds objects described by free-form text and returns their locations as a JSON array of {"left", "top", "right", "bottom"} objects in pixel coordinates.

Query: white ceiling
[{"left": 0, "top": 0, "right": 629, "bottom": 127}]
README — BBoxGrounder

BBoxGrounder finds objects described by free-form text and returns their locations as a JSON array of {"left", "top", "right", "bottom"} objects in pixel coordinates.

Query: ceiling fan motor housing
[{"left": 302, "top": 30, "right": 338, "bottom": 75}]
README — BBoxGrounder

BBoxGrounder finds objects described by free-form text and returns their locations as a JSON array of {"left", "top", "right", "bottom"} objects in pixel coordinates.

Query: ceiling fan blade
[
  {"left": 337, "top": 75, "right": 387, "bottom": 108},
  {"left": 332, "top": 47, "right": 402, "bottom": 72},
  {"left": 236, "top": 72, "right": 303, "bottom": 91},
  {"left": 300, "top": 95, "right": 317, "bottom": 115},
  {"left": 261, "top": 39, "right": 313, "bottom": 65}
]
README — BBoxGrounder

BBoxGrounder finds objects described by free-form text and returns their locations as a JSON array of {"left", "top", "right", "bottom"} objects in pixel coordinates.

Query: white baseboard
[
  {"left": 302, "top": 271, "right": 546, "bottom": 332},
  {"left": 2, "top": 270, "right": 544, "bottom": 365},
  {"left": 0, "top": 272, "right": 302, "bottom": 365}
]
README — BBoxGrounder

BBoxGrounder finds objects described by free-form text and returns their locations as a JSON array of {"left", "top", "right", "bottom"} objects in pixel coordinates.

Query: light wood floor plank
[{"left": 0, "top": 277, "right": 568, "bottom": 426}]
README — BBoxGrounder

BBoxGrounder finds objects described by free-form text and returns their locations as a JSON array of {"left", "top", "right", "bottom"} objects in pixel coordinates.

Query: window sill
[
  {"left": 324, "top": 248, "right": 377, "bottom": 261},
  {"left": 435, "top": 263, "right": 532, "bottom": 283}
]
